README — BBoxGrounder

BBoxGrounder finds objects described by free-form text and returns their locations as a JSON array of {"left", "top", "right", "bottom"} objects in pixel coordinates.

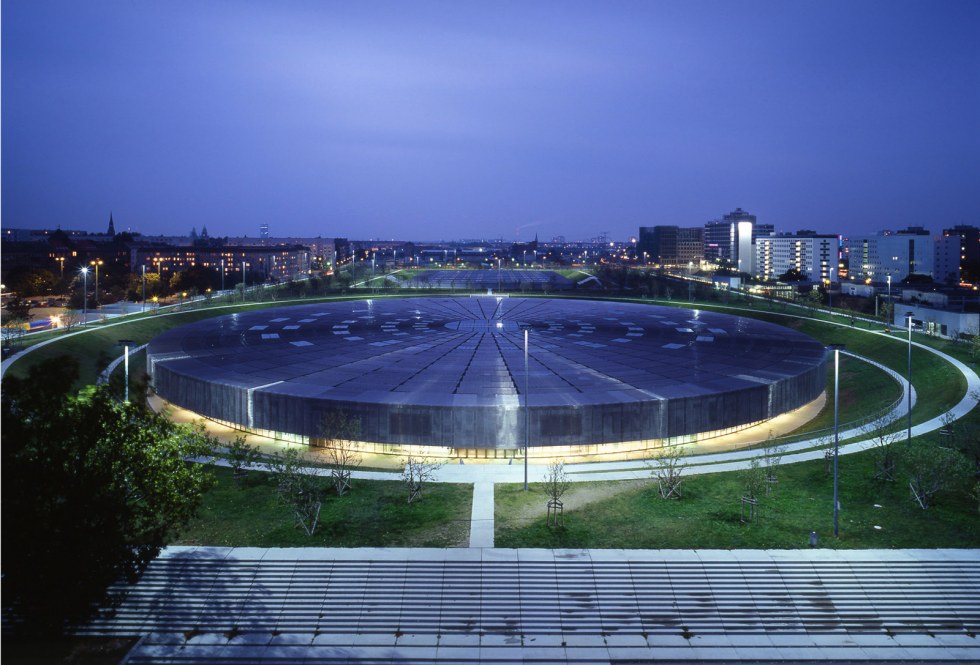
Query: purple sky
[{"left": 3, "top": 1, "right": 978, "bottom": 242}]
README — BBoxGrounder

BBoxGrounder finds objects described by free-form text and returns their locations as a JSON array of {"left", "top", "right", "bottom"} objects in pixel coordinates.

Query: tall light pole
[
  {"left": 80, "top": 267, "right": 89, "bottom": 326},
  {"left": 118, "top": 339, "right": 135, "bottom": 404},
  {"left": 90, "top": 259, "right": 103, "bottom": 306},
  {"left": 887, "top": 275, "right": 892, "bottom": 324},
  {"left": 141, "top": 265, "right": 146, "bottom": 313},
  {"left": 829, "top": 343, "right": 845, "bottom": 538},
  {"left": 906, "top": 312, "right": 914, "bottom": 446},
  {"left": 241, "top": 260, "right": 246, "bottom": 300},
  {"left": 221, "top": 259, "right": 225, "bottom": 292},
  {"left": 522, "top": 324, "right": 531, "bottom": 491}
]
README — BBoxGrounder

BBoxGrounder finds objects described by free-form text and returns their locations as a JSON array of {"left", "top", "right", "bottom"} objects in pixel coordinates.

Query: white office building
[
  {"left": 846, "top": 230, "right": 935, "bottom": 283},
  {"left": 755, "top": 235, "right": 839, "bottom": 283}
]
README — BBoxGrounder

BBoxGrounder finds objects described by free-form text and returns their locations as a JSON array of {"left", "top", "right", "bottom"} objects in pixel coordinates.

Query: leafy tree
[
  {"left": 227, "top": 435, "right": 262, "bottom": 485},
  {"left": 2, "top": 318, "right": 28, "bottom": 350},
  {"left": 778, "top": 268, "right": 805, "bottom": 282},
  {"left": 4, "top": 266, "right": 56, "bottom": 296},
  {"left": 649, "top": 445, "right": 686, "bottom": 499},
  {"left": 1, "top": 356, "right": 216, "bottom": 635},
  {"left": 5, "top": 296, "right": 34, "bottom": 320},
  {"left": 902, "top": 439, "right": 971, "bottom": 510}
]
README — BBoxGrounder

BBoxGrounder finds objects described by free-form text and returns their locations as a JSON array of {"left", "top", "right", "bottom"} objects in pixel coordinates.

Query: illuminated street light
[
  {"left": 829, "top": 343, "right": 845, "bottom": 538},
  {"left": 906, "top": 312, "right": 914, "bottom": 446},
  {"left": 90, "top": 259, "right": 103, "bottom": 306},
  {"left": 118, "top": 339, "right": 135, "bottom": 404},
  {"left": 520, "top": 323, "right": 532, "bottom": 492},
  {"left": 80, "top": 267, "right": 89, "bottom": 326}
]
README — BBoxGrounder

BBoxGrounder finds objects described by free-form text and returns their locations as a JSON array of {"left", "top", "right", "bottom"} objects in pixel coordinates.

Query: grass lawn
[
  {"left": 174, "top": 466, "right": 472, "bottom": 548},
  {"left": 495, "top": 449, "right": 980, "bottom": 549},
  {"left": 793, "top": 353, "right": 902, "bottom": 438}
]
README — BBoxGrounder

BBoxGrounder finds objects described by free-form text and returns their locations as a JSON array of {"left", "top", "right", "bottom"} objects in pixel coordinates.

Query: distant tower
[
  {"left": 201, "top": 225, "right": 209, "bottom": 239},
  {"left": 190, "top": 227, "right": 198, "bottom": 241},
  {"left": 107, "top": 213, "right": 116, "bottom": 236},
  {"left": 260, "top": 223, "right": 270, "bottom": 239}
]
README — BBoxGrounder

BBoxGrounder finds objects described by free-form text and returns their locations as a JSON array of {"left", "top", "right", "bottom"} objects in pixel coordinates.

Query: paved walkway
[
  {"left": 83, "top": 547, "right": 980, "bottom": 663},
  {"left": 468, "top": 482, "right": 494, "bottom": 548}
]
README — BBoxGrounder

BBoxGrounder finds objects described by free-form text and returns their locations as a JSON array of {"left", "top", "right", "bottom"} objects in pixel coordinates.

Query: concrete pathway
[{"left": 468, "top": 482, "right": 495, "bottom": 548}]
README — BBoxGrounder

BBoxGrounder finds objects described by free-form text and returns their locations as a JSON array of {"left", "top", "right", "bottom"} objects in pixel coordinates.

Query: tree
[
  {"left": 318, "top": 410, "right": 362, "bottom": 496},
  {"left": 649, "top": 445, "right": 686, "bottom": 499},
  {"left": 57, "top": 308, "right": 84, "bottom": 332},
  {"left": 740, "top": 458, "right": 765, "bottom": 522},
  {"left": 778, "top": 268, "right": 805, "bottom": 282},
  {"left": 804, "top": 289, "right": 822, "bottom": 312},
  {"left": 545, "top": 459, "right": 570, "bottom": 527},
  {"left": 2, "top": 318, "right": 28, "bottom": 350},
  {"left": 864, "top": 420, "right": 900, "bottom": 482},
  {"left": 1, "top": 356, "right": 216, "bottom": 635},
  {"left": 969, "top": 330, "right": 980, "bottom": 364},
  {"left": 762, "top": 434, "right": 783, "bottom": 494},
  {"left": 5, "top": 266, "right": 56, "bottom": 296},
  {"left": 5, "top": 296, "right": 33, "bottom": 320},
  {"left": 402, "top": 456, "right": 441, "bottom": 504},
  {"left": 902, "top": 440, "right": 971, "bottom": 510},
  {"left": 227, "top": 435, "right": 261, "bottom": 485},
  {"left": 266, "top": 447, "right": 328, "bottom": 536}
]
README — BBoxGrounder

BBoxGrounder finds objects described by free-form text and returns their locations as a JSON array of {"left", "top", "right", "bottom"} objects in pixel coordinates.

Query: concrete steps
[{"left": 73, "top": 548, "right": 980, "bottom": 663}]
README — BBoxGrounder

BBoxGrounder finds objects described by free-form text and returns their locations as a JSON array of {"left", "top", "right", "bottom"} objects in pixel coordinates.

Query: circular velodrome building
[{"left": 147, "top": 297, "right": 828, "bottom": 456}]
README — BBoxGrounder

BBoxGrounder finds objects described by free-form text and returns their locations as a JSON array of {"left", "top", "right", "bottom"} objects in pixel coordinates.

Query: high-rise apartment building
[
  {"left": 941, "top": 225, "right": 980, "bottom": 284},
  {"left": 702, "top": 208, "right": 763, "bottom": 274},
  {"left": 755, "top": 234, "right": 839, "bottom": 283}
]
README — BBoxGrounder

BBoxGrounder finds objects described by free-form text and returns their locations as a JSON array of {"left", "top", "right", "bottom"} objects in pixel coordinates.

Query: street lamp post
[
  {"left": 241, "top": 260, "right": 246, "bottom": 300},
  {"left": 118, "top": 339, "right": 135, "bottom": 404},
  {"left": 90, "top": 259, "right": 103, "bottom": 306},
  {"left": 221, "top": 259, "right": 225, "bottom": 292},
  {"left": 80, "top": 267, "right": 89, "bottom": 326},
  {"left": 829, "top": 343, "right": 845, "bottom": 538},
  {"left": 887, "top": 275, "right": 892, "bottom": 323},
  {"left": 906, "top": 312, "right": 914, "bottom": 446},
  {"left": 522, "top": 325, "right": 531, "bottom": 491},
  {"left": 141, "top": 265, "right": 147, "bottom": 313}
]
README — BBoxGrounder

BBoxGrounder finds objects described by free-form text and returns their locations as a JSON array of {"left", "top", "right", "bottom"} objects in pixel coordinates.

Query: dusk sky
[{"left": 2, "top": 1, "right": 978, "bottom": 242}]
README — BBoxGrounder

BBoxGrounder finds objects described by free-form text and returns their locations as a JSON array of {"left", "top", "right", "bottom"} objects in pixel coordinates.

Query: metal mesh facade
[{"left": 148, "top": 297, "right": 828, "bottom": 449}]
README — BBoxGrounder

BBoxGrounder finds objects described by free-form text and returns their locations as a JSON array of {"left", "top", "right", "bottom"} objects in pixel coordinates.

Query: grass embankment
[
  {"left": 752, "top": 314, "right": 966, "bottom": 430},
  {"left": 496, "top": 449, "right": 979, "bottom": 549},
  {"left": 798, "top": 354, "right": 901, "bottom": 438},
  {"left": 174, "top": 466, "right": 472, "bottom": 548}
]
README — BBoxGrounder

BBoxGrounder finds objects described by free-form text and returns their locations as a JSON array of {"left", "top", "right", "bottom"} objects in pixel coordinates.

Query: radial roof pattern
[{"left": 148, "top": 297, "right": 827, "bottom": 408}]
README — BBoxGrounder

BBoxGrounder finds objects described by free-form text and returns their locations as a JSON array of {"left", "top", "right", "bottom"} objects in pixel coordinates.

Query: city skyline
[{"left": 2, "top": 1, "right": 978, "bottom": 241}]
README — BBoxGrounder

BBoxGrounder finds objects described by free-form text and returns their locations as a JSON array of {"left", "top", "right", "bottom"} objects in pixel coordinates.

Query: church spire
[{"left": 107, "top": 212, "right": 116, "bottom": 236}]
